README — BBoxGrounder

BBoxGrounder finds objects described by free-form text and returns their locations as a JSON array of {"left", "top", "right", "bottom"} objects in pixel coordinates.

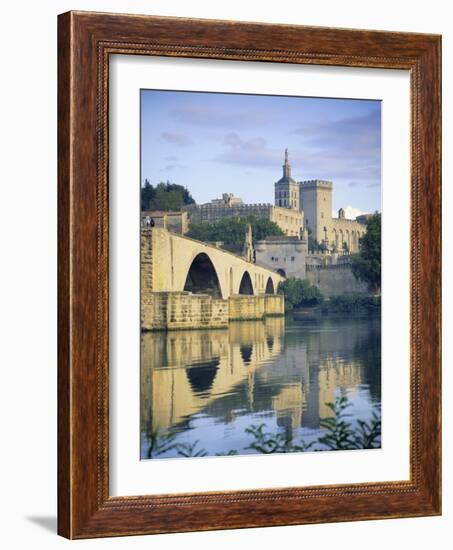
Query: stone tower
[
  {"left": 243, "top": 223, "right": 254, "bottom": 262},
  {"left": 274, "top": 149, "right": 300, "bottom": 210},
  {"left": 299, "top": 179, "right": 333, "bottom": 243}
]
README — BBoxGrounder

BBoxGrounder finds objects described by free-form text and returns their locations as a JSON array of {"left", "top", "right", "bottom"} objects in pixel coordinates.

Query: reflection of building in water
[
  {"left": 141, "top": 316, "right": 380, "bottom": 455},
  {"left": 253, "top": 336, "right": 365, "bottom": 431},
  {"left": 141, "top": 317, "right": 285, "bottom": 436},
  {"left": 302, "top": 358, "right": 364, "bottom": 429},
  {"left": 249, "top": 319, "right": 376, "bottom": 431},
  {"left": 272, "top": 384, "right": 306, "bottom": 431},
  {"left": 317, "top": 360, "right": 363, "bottom": 419}
]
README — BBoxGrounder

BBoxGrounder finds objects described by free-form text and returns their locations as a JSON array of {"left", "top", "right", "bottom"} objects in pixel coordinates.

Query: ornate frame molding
[{"left": 58, "top": 11, "right": 441, "bottom": 538}]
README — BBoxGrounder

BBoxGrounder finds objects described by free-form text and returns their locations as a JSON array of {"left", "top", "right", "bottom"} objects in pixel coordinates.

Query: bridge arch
[
  {"left": 240, "top": 344, "right": 253, "bottom": 364},
  {"left": 265, "top": 277, "right": 275, "bottom": 295},
  {"left": 183, "top": 252, "right": 223, "bottom": 298},
  {"left": 238, "top": 271, "right": 254, "bottom": 295},
  {"left": 185, "top": 358, "right": 220, "bottom": 395}
]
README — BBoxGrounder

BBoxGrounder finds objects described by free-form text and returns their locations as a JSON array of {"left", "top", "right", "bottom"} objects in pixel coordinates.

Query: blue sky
[{"left": 141, "top": 90, "right": 381, "bottom": 216}]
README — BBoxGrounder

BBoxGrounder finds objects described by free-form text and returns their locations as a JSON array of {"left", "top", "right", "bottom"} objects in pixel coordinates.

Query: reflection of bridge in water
[
  {"left": 140, "top": 316, "right": 381, "bottom": 456},
  {"left": 141, "top": 318, "right": 286, "bottom": 434}
]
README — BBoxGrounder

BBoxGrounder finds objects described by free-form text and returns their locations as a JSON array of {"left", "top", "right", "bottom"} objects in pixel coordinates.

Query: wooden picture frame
[{"left": 58, "top": 10, "right": 441, "bottom": 539}]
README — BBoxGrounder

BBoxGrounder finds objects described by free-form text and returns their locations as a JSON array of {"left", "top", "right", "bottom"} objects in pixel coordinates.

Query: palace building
[
  {"left": 275, "top": 149, "right": 367, "bottom": 253},
  {"left": 184, "top": 192, "right": 304, "bottom": 237},
  {"left": 183, "top": 149, "right": 369, "bottom": 252}
]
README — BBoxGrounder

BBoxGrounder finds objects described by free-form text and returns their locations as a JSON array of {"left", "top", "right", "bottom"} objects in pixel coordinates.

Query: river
[{"left": 140, "top": 315, "right": 381, "bottom": 459}]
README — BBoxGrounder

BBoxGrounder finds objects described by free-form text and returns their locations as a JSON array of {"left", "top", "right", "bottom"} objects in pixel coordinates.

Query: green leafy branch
[
  {"left": 146, "top": 396, "right": 381, "bottom": 458},
  {"left": 245, "top": 423, "right": 314, "bottom": 454}
]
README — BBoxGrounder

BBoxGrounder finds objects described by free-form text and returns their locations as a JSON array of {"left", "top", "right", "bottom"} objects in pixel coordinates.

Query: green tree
[
  {"left": 141, "top": 179, "right": 155, "bottom": 210},
  {"left": 187, "top": 216, "right": 284, "bottom": 253},
  {"left": 278, "top": 277, "right": 324, "bottom": 309},
  {"left": 351, "top": 213, "right": 381, "bottom": 292},
  {"left": 141, "top": 180, "right": 195, "bottom": 211},
  {"left": 321, "top": 293, "right": 381, "bottom": 314}
]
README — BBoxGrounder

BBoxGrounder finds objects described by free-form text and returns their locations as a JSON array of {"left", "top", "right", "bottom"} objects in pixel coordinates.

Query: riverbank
[{"left": 291, "top": 293, "right": 381, "bottom": 319}]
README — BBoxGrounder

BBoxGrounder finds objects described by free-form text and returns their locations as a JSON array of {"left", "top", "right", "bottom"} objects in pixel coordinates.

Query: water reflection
[
  {"left": 186, "top": 359, "right": 220, "bottom": 395},
  {"left": 140, "top": 316, "right": 381, "bottom": 458}
]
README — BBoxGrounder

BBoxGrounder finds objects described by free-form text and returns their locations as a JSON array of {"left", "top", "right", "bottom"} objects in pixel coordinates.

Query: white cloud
[{"left": 332, "top": 206, "right": 367, "bottom": 220}]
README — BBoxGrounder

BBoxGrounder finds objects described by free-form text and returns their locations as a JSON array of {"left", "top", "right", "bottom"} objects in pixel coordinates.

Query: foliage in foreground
[
  {"left": 245, "top": 424, "right": 315, "bottom": 454},
  {"left": 278, "top": 277, "right": 324, "bottom": 309},
  {"left": 146, "top": 430, "right": 179, "bottom": 458},
  {"left": 146, "top": 396, "right": 381, "bottom": 458},
  {"left": 318, "top": 396, "right": 381, "bottom": 450}
]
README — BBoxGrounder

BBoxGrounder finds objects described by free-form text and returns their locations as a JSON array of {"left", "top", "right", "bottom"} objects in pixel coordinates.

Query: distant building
[
  {"left": 141, "top": 210, "right": 189, "bottom": 234},
  {"left": 255, "top": 235, "right": 308, "bottom": 279},
  {"left": 210, "top": 193, "right": 243, "bottom": 206},
  {"left": 275, "top": 148, "right": 300, "bottom": 210},
  {"left": 184, "top": 195, "right": 304, "bottom": 237},
  {"left": 183, "top": 149, "right": 372, "bottom": 252},
  {"left": 299, "top": 180, "right": 366, "bottom": 253}
]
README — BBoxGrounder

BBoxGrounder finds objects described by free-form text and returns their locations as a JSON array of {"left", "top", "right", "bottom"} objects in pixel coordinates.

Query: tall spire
[{"left": 283, "top": 148, "right": 291, "bottom": 178}]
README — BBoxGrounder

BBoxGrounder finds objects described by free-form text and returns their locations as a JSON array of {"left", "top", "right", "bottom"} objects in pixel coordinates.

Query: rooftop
[{"left": 299, "top": 179, "right": 333, "bottom": 189}]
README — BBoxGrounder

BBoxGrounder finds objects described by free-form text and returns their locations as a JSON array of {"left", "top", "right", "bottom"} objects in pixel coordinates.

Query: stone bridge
[
  {"left": 141, "top": 228, "right": 285, "bottom": 330},
  {"left": 142, "top": 228, "right": 284, "bottom": 298}
]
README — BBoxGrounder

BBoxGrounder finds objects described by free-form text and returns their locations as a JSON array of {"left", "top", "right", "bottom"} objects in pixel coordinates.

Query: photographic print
[{"left": 140, "top": 90, "right": 382, "bottom": 460}]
